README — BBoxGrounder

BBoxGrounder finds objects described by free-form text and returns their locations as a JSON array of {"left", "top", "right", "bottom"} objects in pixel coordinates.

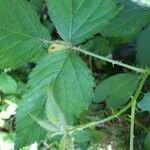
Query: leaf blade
[
  {"left": 47, "top": 0, "right": 119, "bottom": 44},
  {"left": 94, "top": 73, "right": 139, "bottom": 109},
  {"left": 0, "top": 73, "right": 18, "bottom": 94}
]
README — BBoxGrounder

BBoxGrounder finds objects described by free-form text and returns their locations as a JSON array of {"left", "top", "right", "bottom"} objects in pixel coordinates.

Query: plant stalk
[{"left": 129, "top": 69, "right": 150, "bottom": 150}]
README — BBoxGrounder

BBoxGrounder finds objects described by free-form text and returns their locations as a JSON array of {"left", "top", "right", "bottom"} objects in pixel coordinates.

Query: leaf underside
[{"left": 15, "top": 50, "right": 94, "bottom": 149}]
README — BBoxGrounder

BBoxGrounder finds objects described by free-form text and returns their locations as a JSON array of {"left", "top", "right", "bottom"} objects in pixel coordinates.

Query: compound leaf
[
  {"left": 47, "top": 0, "right": 119, "bottom": 44},
  {"left": 0, "top": 0, "right": 50, "bottom": 68},
  {"left": 94, "top": 73, "right": 139, "bottom": 109}
]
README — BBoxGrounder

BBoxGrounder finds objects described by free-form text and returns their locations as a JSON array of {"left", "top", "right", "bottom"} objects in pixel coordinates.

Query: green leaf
[
  {"left": 0, "top": 0, "right": 50, "bottom": 68},
  {"left": 15, "top": 88, "right": 46, "bottom": 149},
  {"left": 16, "top": 50, "right": 94, "bottom": 149},
  {"left": 138, "top": 92, "right": 150, "bottom": 112},
  {"left": 144, "top": 132, "right": 150, "bottom": 150},
  {"left": 29, "top": 50, "right": 94, "bottom": 124},
  {"left": 94, "top": 73, "right": 139, "bottom": 109},
  {"left": 47, "top": 0, "right": 119, "bottom": 44},
  {"left": 0, "top": 73, "right": 17, "bottom": 94},
  {"left": 136, "top": 26, "right": 150, "bottom": 67},
  {"left": 101, "top": 1, "right": 150, "bottom": 38}
]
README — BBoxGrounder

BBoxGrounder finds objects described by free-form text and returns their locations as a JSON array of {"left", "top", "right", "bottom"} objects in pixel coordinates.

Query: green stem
[
  {"left": 129, "top": 69, "right": 150, "bottom": 150},
  {"left": 72, "top": 46, "right": 145, "bottom": 73}
]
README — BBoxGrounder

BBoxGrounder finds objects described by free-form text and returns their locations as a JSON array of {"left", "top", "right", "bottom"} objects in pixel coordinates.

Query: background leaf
[
  {"left": 0, "top": 73, "right": 18, "bottom": 94},
  {"left": 94, "top": 73, "right": 139, "bottom": 109},
  {"left": 101, "top": 1, "right": 150, "bottom": 38},
  {"left": 138, "top": 92, "right": 150, "bottom": 112},
  {"left": 136, "top": 26, "right": 150, "bottom": 67}
]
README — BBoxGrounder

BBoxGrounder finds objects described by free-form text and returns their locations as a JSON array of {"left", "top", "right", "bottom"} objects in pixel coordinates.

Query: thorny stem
[
  {"left": 129, "top": 69, "right": 150, "bottom": 150},
  {"left": 71, "top": 46, "right": 145, "bottom": 73}
]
